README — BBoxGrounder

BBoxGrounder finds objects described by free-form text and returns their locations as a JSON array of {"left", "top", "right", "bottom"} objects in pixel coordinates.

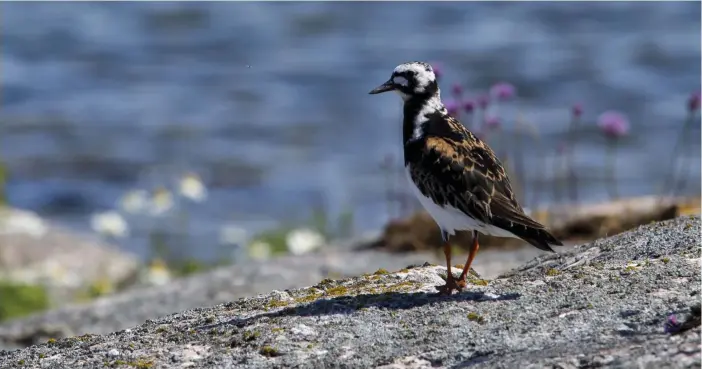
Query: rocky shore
[{"left": 1, "top": 215, "right": 699, "bottom": 368}]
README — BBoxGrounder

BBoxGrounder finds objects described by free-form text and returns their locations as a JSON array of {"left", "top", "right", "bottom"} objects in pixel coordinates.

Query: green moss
[
  {"left": 467, "top": 312, "right": 485, "bottom": 324},
  {"left": 545, "top": 268, "right": 560, "bottom": 276},
  {"left": 106, "top": 358, "right": 154, "bottom": 368},
  {"left": 243, "top": 330, "right": 260, "bottom": 342},
  {"left": 470, "top": 279, "right": 489, "bottom": 286},
  {"left": 294, "top": 290, "right": 323, "bottom": 304},
  {"left": 316, "top": 278, "right": 335, "bottom": 288},
  {"left": 259, "top": 345, "right": 280, "bottom": 357},
  {"left": 130, "top": 359, "right": 154, "bottom": 369},
  {"left": 624, "top": 265, "right": 637, "bottom": 272},
  {"left": 373, "top": 268, "right": 389, "bottom": 275},
  {"left": 271, "top": 327, "right": 284, "bottom": 333},
  {"left": 397, "top": 268, "right": 410, "bottom": 273},
  {"left": 661, "top": 257, "right": 670, "bottom": 264},
  {"left": 39, "top": 353, "right": 46, "bottom": 359},
  {"left": 0, "top": 281, "right": 50, "bottom": 322},
  {"left": 384, "top": 280, "right": 420, "bottom": 292},
  {"left": 265, "top": 298, "right": 290, "bottom": 310},
  {"left": 325, "top": 286, "right": 349, "bottom": 296},
  {"left": 155, "top": 326, "right": 168, "bottom": 333},
  {"left": 46, "top": 338, "right": 56, "bottom": 345},
  {"left": 17, "top": 359, "right": 25, "bottom": 365},
  {"left": 306, "top": 343, "right": 313, "bottom": 349}
]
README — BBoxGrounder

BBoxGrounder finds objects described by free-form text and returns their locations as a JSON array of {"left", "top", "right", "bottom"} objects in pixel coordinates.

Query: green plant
[
  {"left": 0, "top": 281, "right": 50, "bottom": 322},
  {"left": 171, "top": 258, "right": 210, "bottom": 277},
  {"left": 250, "top": 226, "right": 292, "bottom": 256}
]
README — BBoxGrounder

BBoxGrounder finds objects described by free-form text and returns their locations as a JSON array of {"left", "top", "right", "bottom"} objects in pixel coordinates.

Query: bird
[{"left": 369, "top": 61, "right": 563, "bottom": 295}]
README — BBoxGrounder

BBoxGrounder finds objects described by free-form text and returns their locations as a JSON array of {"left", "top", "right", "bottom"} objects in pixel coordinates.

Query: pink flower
[
  {"left": 445, "top": 100, "right": 460, "bottom": 117},
  {"left": 489, "top": 82, "right": 516, "bottom": 101},
  {"left": 463, "top": 100, "right": 475, "bottom": 113},
  {"left": 451, "top": 83, "right": 463, "bottom": 98},
  {"left": 664, "top": 314, "right": 680, "bottom": 334},
  {"left": 688, "top": 91, "right": 700, "bottom": 112},
  {"left": 477, "top": 94, "right": 490, "bottom": 109},
  {"left": 572, "top": 103, "right": 583, "bottom": 118},
  {"left": 597, "top": 110, "right": 630, "bottom": 138}
]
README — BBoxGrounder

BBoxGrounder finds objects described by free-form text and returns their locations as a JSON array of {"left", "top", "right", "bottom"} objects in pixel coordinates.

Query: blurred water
[{"left": 1, "top": 2, "right": 700, "bottom": 262}]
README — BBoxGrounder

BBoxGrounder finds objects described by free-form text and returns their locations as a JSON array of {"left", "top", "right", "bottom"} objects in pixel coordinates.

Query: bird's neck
[{"left": 402, "top": 91, "right": 446, "bottom": 146}]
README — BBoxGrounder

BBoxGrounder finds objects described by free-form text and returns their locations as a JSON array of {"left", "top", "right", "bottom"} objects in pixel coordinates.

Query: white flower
[
  {"left": 118, "top": 189, "right": 149, "bottom": 214},
  {"left": 140, "top": 258, "right": 172, "bottom": 286},
  {"left": 0, "top": 208, "right": 47, "bottom": 238},
  {"left": 219, "top": 224, "right": 248, "bottom": 247},
  {"left": 179, "top": 172, "right": 207, "bottom": 202},
  {"left": 90, "top": 210, "right": 129, "bottom": 238},
  {"left": 149, "top": 187, "right": 174, "bottom": 216},
  {"left": 286, "top": 228, "right": 324, "bottom": 256},
  {"left": 247, "top": 241, "right": 272, "bottom": 260}
]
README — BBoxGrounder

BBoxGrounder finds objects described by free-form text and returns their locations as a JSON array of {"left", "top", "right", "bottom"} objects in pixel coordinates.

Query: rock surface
[
  {"left": 0, "top": 237, "right": 548, "bottom": 351},
  {"left": 1, "top": 216, "right": 700, "bottom": 368}
]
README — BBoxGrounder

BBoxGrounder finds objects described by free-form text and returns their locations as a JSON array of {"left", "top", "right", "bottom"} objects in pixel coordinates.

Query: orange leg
[
  {"left": 435, "top": 240, "right": 464, "bottom": 295},
  {"left": 457, "top": 230, "right": 480, "bottom": 283}
]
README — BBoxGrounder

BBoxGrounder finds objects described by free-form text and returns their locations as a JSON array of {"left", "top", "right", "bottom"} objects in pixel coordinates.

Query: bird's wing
[{"left": 406, "top": 115, "right": 554, "bottom": 235}]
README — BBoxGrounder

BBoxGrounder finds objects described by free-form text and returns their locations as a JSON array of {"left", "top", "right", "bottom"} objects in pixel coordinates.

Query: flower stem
[
  {"left": 382, "top": 155, "right": 395, "bottom": 219},
  {"left": 565, "top": 115, "right": 580, "bottom": 204},
  {"left": 553, "top": 149, "right": 563, "bottom": 204},
  {"left": 661, "top": 110, "right": 694, "bottom": 198},
  {"left": 530, "top": 132, "right": 543, "bottom": 208},
  {"left": 606, "top": 138, "right": 619, "bottom": 200},
  {"left": 513, "top": 117, "right": 526, "bottom": 207}
]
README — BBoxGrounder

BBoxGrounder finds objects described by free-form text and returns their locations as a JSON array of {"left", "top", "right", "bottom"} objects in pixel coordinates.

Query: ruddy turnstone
[{"left": 369, "top": 61, "right": 563, "bottom": 295}]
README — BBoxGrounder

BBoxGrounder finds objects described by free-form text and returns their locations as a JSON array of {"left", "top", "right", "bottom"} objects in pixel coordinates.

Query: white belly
[{"left": 404, "top": 166, "right": 518, "bottom": 238}]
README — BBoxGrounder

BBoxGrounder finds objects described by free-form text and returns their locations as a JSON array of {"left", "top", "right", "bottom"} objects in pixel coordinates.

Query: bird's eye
[{"left": 393, "top": 75, "right": 409, "bottom": 87}]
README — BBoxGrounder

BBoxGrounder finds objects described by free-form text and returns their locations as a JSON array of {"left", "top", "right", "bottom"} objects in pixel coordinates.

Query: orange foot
[{"left": 435, "top": 272, "right": 467, "bottom": 296}]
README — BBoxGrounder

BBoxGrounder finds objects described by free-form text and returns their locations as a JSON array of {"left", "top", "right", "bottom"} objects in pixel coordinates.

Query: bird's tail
[
  {"left": 519, "top": 228, "right": 563, "bottom": 252},
  {"left": 493, "top": 217, "right": 563, "bottom": 252}
]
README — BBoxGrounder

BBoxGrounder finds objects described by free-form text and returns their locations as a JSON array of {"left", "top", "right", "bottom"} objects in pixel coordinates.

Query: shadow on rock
[{"left": 201, "top": 289, "right": 520, "bottom": 333}]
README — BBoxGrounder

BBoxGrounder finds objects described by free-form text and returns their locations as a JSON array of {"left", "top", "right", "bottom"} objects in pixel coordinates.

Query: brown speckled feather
[{"left": 404, "top": 111, "right": 562, "bottom": 251}]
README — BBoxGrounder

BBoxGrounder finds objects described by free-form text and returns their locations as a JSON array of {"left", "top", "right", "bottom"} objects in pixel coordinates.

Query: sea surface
[{"left": 1, "top": 2, "right": 700, "bottom": 262}]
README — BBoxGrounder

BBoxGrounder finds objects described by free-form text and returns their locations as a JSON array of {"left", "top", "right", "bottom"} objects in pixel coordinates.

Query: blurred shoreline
[{"left": 2, "top": 2, "right": 700, "bottom": 263}]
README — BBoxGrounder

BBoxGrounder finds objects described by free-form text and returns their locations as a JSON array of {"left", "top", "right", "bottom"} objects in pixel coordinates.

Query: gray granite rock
[
  {"left": 0, "top": 235, "right": 550, "bottom": 352},
  {"left": 0, "top": 216, "right": 699, "bottom": 368}
]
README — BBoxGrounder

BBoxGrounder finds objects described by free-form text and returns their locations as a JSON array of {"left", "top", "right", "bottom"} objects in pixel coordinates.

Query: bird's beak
[{"left": 369, "top": 80, "right": 395, "bottom": 95}]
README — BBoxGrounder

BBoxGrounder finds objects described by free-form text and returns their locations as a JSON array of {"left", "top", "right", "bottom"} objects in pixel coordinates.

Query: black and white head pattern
[{"left": 390, "top": 61, "right": 439, "bottom": 100}]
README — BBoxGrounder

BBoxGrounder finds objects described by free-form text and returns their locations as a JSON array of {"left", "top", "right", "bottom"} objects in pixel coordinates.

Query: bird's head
[{"left": 369, "top": 61, "right": 439, "bottom": 101}]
